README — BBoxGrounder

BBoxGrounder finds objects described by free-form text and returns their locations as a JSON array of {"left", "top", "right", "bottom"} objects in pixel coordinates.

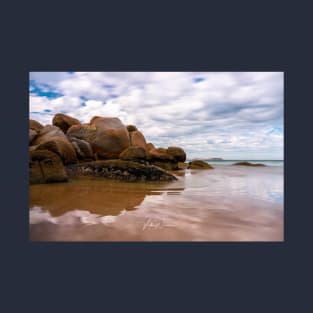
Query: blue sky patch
[
  {"left": 267, "top": 127, "right": 283, "bottom": 135},
  {"left": 103, "top": 84, "right": 115, "bottom": 89},
  {"left": 29, "top": 80, "right": 63, "bottom": 99},
  {"left": 193, "top": 77, "right": 205, "bottom": 83}
]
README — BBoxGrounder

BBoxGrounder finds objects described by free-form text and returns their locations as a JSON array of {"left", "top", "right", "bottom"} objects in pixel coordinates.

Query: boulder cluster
[{"left": 29, "top": 113, "right": 187, "bottom": 184}]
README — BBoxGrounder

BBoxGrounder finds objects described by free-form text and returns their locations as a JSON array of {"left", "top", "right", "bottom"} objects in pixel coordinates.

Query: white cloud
[{"left": 29, "top": 72, "right": 284, "bottom": 159}]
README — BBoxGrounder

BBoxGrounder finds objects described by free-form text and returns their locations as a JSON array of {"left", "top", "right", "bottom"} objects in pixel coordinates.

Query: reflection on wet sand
[
  {"left": 30, "top": 176, "right": 184, "bottom": 217},
  {"left": 30, "top": 166, "right": 284, "bottom": 242}
]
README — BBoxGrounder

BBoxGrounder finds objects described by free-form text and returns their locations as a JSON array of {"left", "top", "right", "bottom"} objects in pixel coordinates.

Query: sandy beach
[{"left": 29, "top": 164, "right": 284, "bottom": 241}]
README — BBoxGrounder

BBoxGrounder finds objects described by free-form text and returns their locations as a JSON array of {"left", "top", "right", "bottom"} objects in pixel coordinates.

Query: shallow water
[{"left": 29, "top": 165, "right": 284, "bottom": 241}]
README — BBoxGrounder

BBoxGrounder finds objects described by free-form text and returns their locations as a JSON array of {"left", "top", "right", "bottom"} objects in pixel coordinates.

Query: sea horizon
[{"left": 186, "top": 159, "right": 284, "bottom": 166}]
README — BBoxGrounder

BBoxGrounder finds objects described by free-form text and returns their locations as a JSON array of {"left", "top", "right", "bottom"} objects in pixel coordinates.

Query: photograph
[
  {"left": 29, "top": 72, "right": 284, "bottom": 241},
  {"left": 5, "top": 1, "right": 313, "bottom": 311}
]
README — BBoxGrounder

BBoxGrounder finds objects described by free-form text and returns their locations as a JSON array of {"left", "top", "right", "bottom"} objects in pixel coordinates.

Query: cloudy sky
[{"left": 29, "top": 72, "right": 284, "bottom": 160}]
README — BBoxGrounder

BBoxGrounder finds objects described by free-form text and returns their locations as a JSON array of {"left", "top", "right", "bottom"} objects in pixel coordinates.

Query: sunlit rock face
[
  {"left": 29, "top": 119, "right": 44, "bottom": 132},
  {"left": 147, "top": 147, "right": 178, "bottom": 170},
  {"left": 31, "top": 125, "right": 67, "bottom": 146},
  {"left": 35, "top": 137, "right": 78, "bottom": 165},
  {"left": 67, "top": 117, "right": 130, "bottom": 159},
  {"left": 119, "top": 146, "right": 147, "bottom": 161},
  {"left": 146, "top": 143, "right": 155, "bottom": 152},
  {"left": 66, "top": 123, "right": 97, "bottom": 144},
  {"left": 129, "top": 130, "right": 147, "bottom": 151},
  {"left": 90, "top": 117, "right": 131, "bottom": 159},
  {"left": 167, "top": 147, "right": 186, "bottom": 162},
  {"left": 29, "top": 150, "right": 68, "bottom": 184},
  {"left": 52, "top": 113, "right": 81, "bottom": 133},
  {"left": 68, "top": 137, "right": 94, "bottom": 161}
]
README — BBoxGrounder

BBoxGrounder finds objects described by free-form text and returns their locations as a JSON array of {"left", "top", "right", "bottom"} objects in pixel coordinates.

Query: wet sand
[{"left": 29, "top": 165, "right": 284, "bottom": 241}]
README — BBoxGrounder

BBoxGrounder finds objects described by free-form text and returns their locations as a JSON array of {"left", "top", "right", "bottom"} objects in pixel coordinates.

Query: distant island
[{"left": 207, "top": 158, "right": 224, "bottom": 160}]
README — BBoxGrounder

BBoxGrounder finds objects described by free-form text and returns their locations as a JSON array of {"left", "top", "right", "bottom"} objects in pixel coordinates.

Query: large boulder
[
  {"left": 65, "top": 160, "right": 177, "bottom": 182},
  {"left": 29, "top": 119, "right": 43, "bottom": 131},
  {"left": 36, "top": 137, "right": 78, "bottom": 165},
  {"left": 147, "top": 148, "right": 174, "bottom": 161},
  {"left": 29, "top": 150, "right": 68, "bottom": 184},
  {"left": 178, "top": 162, "right": 188, "bottom": 169},
  {"left": 147, "top": 148, "right": 178, "bottom": 170},
  {"left": 126, "top": 125, "right": 137, "bottom": 132},
  {"left": 119, "top": 146, "right": 146, "bottom": 160},
  {"left": 29, "top": 129, "right": 37, "bottom": 144},
  {"left": 68, "top": 137, "right": 94, "bottom": 161},
  {"left": 52, "top": 113, "right": 80, "bottom": 133},
  {"left": 67, "top": 123, "right": 97, "bottom": 143},
  {"left": 150, "top": 161, "right": 179, "bottom": 171},
  {"left": 167, "top": 146, "right": 186, "bottom": 162},
  {"left": 90, "top": 116, "right": 125, "bottom": 128},
  {"left": 146, "top": 143, "right": 155, "bottom": 151},
  {"left": 188, "top": 160, "right": 214, "bottom": 169},
  {"left": 32, "top": 125, "right": 67, "bottom": 145},
  {"left": 87, "top": 116, "right": 130, "bottom": 159},
  {"left": 130, "top": 130, "right": 147, "bottom": 150}
]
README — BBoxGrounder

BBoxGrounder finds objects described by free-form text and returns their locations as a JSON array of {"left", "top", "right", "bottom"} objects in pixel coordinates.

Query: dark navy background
[{"left": 1, "top": 1, "right": 311, "bottom": 312}]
